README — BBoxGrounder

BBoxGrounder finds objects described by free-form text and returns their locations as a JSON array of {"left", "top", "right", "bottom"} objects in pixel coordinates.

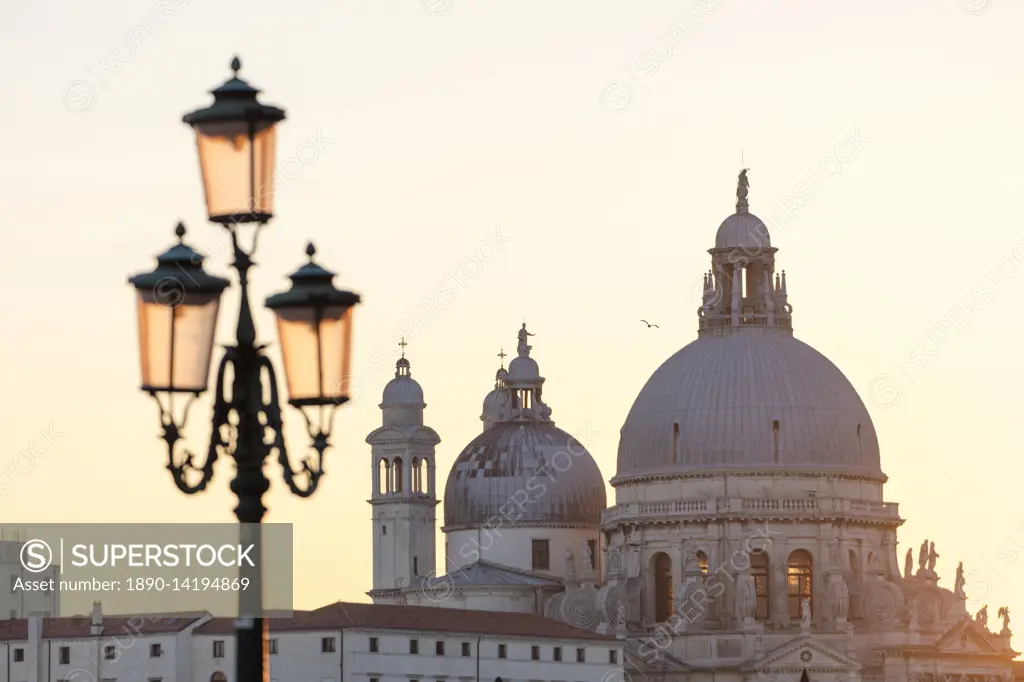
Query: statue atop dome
[
  {"left": 737, "top": 168, "right": 750, "bottom": 212},
  {"left": 517, "top": 323, "right": 534, "bottom": 356}
]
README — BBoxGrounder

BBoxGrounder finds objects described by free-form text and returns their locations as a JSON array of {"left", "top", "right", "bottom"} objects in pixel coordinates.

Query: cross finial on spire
[
  {"left": 398, "top": 337, "right": 408, "bottom": 358},
  {"left": 498, "top": 347, "right": 507, "bottom": 367}
]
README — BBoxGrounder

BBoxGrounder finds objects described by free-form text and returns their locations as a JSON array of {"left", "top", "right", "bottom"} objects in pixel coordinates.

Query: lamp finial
[{"left": 230, "top": 56, "right": 241, "bottom": 75}]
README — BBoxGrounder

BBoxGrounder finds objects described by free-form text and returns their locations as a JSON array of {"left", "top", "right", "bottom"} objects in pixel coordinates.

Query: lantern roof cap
[
  {"left": 182, "top": 56, "right": 285, "bottom": 126},
  {"left": 127, "top": 222, "right": 231, "bottom": 293},
  {"left": 265, "top": 242, "right": 361, "bottom": 311}
]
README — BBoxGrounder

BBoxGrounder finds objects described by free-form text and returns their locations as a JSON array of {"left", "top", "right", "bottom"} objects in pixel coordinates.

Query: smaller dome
[
  {"left": 715, "top": 212, "right": 771, "bottom": 250},
  {"left": 381, "top": 357, "right": 424, "bottom": 406},
  {"left": 508, "top": 356, "right": 539, "bottom": 380},
  {"left": 496, "top": 367, "right": 508, "bottom": 381}
]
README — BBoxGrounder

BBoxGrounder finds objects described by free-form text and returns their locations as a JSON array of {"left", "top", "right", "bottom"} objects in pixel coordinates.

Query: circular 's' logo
[{"left": 21, "top": 539, "right": 53, "bottom": 573}]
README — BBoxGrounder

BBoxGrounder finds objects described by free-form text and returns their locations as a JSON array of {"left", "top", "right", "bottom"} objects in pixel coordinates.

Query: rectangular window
[
  {"left": 104, "top": 645, "right": 116, "bottom": 660},
  {"left": 13, "top": 648, "right": 24, "bottom": 662},
  {"left": 531, "top": 645, "right": 540, "bottom": 660},
  {"left": 59, "top": 647, "right": 70, "bottom": 664},
  {"left": 269, "top": 638, "right": 278, "bottom": 654},
  {"left": 213, "top": 640, "right": 225, "bottom": 658},
  {"left": 498, "top": 643, "right": 507, "bottom": 659},
  {"left": 587, "top": 540, "right": 597, "bottom": 569},
  {"left": 609, "top": 649, "right": 618, "bottom": 664},
  {"left": 577, "top": 647, "right": 586, "bottom": 662},
  {"left": 369, "top": 637, "right": 378, "bottom": 653},
  {"left": 461, "top": 642, "right": 470, "bottom": 657},
  {"left": 414, "top": 557, "right": 419, "bottom": 575},
  {"left": 531, "top": 539, "right": 550, "bottom": 570},
  {"left": 410, "top": 639, "right": 419, "bottom": 654},
  {"left": 553, "top": 646, "right": 562, "bottom": 661},
  {"left": 370, "top": 679, "right": 380, "bottom": 682},
  {"left": 321, "top": 637, "right": 336, "bottom": 653},
  {"left": 150, "top": 643, "right": 162, "bottom": 657},
  {"left": 435, "top": 640, "right": 444, "bottom": 655}
]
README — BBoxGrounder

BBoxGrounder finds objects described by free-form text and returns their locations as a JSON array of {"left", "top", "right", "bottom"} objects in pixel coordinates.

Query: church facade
[{"left": 367, "top": 172, "right": 1021, "bottom": 681}]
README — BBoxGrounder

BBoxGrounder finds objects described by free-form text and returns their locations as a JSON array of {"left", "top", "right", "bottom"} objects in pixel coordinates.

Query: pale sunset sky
[{"left": 1, "top": 0, "right": 1022, "bottom": 652}]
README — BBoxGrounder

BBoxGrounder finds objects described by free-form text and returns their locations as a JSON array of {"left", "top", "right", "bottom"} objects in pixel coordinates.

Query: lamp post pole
[{"left": 128, "top": 57, "right": 360, "bottom": 682}]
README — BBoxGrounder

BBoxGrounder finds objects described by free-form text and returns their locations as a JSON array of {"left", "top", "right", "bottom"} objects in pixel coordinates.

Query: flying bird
[{"left": 641, "top": 320, "right": 659, "bottom": 328}]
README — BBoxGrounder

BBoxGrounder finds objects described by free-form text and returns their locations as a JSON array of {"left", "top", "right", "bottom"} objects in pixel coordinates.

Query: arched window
[
  {"left": 211, "top": 674, "right": 227, "bottom": 682},
  {"left": 696, "top": 551, "right": 709, "bottom": 584},
  {"left": 412, "top": 457, "right": 420, "bottom": 492},
  {"left": 772, "top": 420, "right": 780, "bottom": 463},
  {"left": 671, "top": 423, "right": 680, "bottom": 464},
  {"left": 378, "top": 459, "right": 391, "bottom": 495},
  {"left": 653, "top": 553, "right": 674, "bottom": 623},
  {"left": 419, "top": 458, "right": 428, "bottom": 494},
  {"left": 392, "top": 457, "right": 404, "bottom": 493},
  {"left": 751, "top": 550, "right": 770, "bottom": 621},
  {"left": 787, "top": 550, "right": 813, "bottom": 620}
]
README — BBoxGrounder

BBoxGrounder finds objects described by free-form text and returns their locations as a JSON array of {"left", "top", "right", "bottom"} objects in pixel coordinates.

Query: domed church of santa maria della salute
[{"left": 365, "top": 171, "right": 1020, "bottom": 682}]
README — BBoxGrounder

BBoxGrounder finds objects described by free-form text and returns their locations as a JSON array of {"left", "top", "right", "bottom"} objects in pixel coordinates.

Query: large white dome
[{"left": 615, "top": 330, "right": 881, "bottom": 480}]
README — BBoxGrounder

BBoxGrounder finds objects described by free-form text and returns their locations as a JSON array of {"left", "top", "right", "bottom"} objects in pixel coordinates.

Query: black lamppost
[{"left": 127, "top": 57, "right": 360, "bottom": 682}]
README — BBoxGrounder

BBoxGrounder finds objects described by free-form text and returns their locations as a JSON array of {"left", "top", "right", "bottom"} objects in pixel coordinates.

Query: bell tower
[{"left": 366, "top": 342, "right": 441, "bottom": 602}]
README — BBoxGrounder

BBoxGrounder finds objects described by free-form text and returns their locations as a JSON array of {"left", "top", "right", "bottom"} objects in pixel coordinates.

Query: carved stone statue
[
  {"left": 907, "top": 595, "right": 920, "bottom": 631},
  {"left": 565, "top": 548, "right": 576, "bottom": 576},
  {"left": 736, "top": 571, "right": 757, "bottom": 623},
  {"left": 581, "top": 542, "right": 593, "bottom": 573},
  {"left": 801, "top": 598, "right": 812, "bottom": 629},
  {"left": 826, "top": 573, "right": 850, "bottom": 624},
  {"left": 828, "top": 537, "right": 842, "bottom": 569},
  {"left": 954, "top": 562, "right": 966, "bottom": 598},
  {"left": 918, "top": 539, "right": 929, "bottom": 572},
  {"left": 998, "top": 606, "right": 1011, "bottom": 635},
  {"left": 927, "top": 542, "right": 939, "bottom": 572},
  {"left": 517, "top": 323, "right": 534, "bottom": 355},
  {"left": 977, "top": 604, "right": 989, "bottom": 629},
  {"left": 737, "top": 168, "right": 750, "bottom": 202},
  {"left": 905, "top": 548, "right": 914, "bottom": 579}
]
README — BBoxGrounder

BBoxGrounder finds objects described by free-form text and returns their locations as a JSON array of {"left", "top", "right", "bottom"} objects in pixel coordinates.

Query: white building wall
[
  {"left": 1, "top": 541, "right": 60, "bottom": 618},
  {"left": 446, "top": 527, "right": 600, "bottom": 579},
  {"left": 192, "top": 630, "right": 344, "bottom": 682},
  {"left": 344, "top": 628, "right": 623, "bottom": 682},
  {"left": 0, "top": 621, "right": 621, "bottom": 682},
  {"left": 404, "top": 589, "right": 544, "bottom": 614}
]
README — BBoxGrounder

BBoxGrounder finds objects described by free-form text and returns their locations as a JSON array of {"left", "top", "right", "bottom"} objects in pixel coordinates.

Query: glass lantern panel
[
  {"left": 274, "top": 308, "right": 321, "bottom": 403},
  {"left": 135, "top": 290, "right": 221, "bottom": 393},
  {"left": 193, "top": 121, "right": 277, "bottom": 221},
  {"left": 317, "top": 305, "right": 354, "bottom": 403}
]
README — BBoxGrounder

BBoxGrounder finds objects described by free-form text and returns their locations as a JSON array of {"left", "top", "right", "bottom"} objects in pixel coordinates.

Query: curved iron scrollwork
[
  {"left": 159, "top": 349, "right": 234, "bottom": 494},
  {"left": 260, "top": 355, "right": 332, "bottom": 497}
]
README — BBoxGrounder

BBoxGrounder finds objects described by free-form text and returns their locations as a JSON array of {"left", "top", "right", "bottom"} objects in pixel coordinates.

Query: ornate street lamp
[{"left": 128, "top": 57, "right": 360, "bottom": 682}]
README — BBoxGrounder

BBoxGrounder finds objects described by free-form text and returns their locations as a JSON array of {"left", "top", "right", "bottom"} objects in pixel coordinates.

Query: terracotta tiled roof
[
  {"left": 194, "top": 602, "right": 614, "bottom": 641},
  {"left": 0, "top": 616, "right": 204, "bottom": 641}
]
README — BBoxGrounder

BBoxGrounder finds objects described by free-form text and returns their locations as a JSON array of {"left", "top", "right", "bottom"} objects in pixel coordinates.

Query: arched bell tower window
[
  {"left": 652, "top": 553, "right": 674, "bottom": 623},
  {"left": 787, "top": 549, "right": 813, "bottom": 619},
  {"left": 392, "top": 457, "right": 404, "bottom": 493},
  {"left": 412, "top": 457, "right": 421, "bottom": 492},
  {"left": 378, "top": 459, "right": 391, "bottom": 495}
]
